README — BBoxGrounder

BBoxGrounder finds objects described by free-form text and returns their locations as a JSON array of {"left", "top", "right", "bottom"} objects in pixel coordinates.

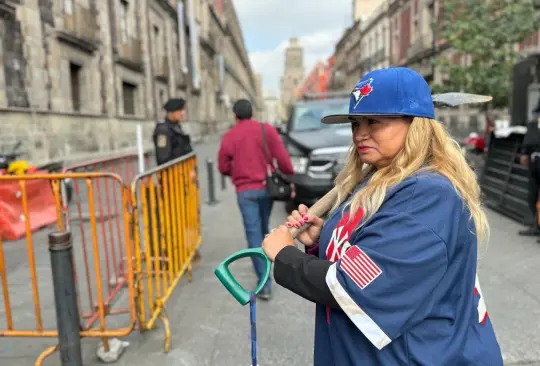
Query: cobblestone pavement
[{"left": 1, "top": 137, "right": 539, "bottom": 365}]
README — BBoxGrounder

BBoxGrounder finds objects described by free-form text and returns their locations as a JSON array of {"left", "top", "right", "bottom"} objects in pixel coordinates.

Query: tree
[{"left": 432, "top": 0, "right": 540, "bottom": 110}]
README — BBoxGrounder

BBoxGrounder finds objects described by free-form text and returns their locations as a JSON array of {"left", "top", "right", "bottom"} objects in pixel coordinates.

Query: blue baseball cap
[{"left": 321, "top": 67, "right": 435, "bottom": 124}]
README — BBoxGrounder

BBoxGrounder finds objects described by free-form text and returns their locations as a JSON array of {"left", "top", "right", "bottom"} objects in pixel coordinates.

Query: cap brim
[{"left": 321, "top": 113, "right": 406, "bottom": 124}]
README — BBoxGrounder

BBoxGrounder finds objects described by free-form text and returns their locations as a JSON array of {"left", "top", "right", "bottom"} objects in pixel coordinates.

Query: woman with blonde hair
[{"left": 262, "top": 67, "right": 503, "bottom": 366}]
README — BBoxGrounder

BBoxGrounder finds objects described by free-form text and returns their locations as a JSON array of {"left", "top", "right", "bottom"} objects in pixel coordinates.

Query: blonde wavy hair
[{"left": 331, "top": 117, "right": 490, "bottom": 246}]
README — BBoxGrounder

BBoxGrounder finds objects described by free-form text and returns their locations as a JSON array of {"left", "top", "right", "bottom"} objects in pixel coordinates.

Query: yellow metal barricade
[
  {"left": 130, "top": 152, "right": 202, "bottom": 350},
  {"left": 0, "top": 152, "right": 202, "bottom": 363},
  {"left": 0, "top": 172, "right": 136, "bottom": 365}
]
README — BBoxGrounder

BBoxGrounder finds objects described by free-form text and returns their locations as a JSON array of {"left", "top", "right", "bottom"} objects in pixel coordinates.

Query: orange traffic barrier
[
  {"left": 0, "top": 172, "right": 136, "bottom": 365},
  {"left": 60, "top": 153, "right": 150, "bottom": 298},
  {"left": 0, "top": 171, "right": 58, "bottom": 240},
  {"left": 130, "top": 152, "right": 202, "bottom": 350},
  {"left": 0, "top": 151, "right": 202, "bottom": 364}
]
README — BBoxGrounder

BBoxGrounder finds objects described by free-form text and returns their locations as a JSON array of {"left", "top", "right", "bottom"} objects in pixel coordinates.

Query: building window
[
  {"left": 153, "top": 25, "right": 161, "bottom": 64},
  {"left": 69, "top": 62, "right": 81, "bottom": 112},
  {"left": 122, "top": 81, "right": 137, "bottom": 115},
  {"left": 119, "top": 0, "right": 129, "bottom": 44},
  {"left": 159, "top": 89, "right": 166, "bottom": 106},
  {"left": 64, "top": 0, "right": 73, "bottom": 15}
]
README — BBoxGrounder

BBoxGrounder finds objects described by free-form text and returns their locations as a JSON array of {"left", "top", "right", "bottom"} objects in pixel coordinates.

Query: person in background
[
  {"left": 151, "top": 98, "right": 200, "bottom": 262},
  {"left": 218, "top": 99, "right": 295, "bottom": 300},
  {"left": 483, "top": 111, "right": 495, "bottom": 153},
  {"left": 153, "top": 98, "right": 193, "bottom": 165},
  {"left": 518, "top": 104, "right": 540, "bottom": 239}
]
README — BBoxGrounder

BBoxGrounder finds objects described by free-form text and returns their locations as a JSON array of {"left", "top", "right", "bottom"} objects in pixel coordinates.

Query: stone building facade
[
  {"left": 295, "top": 55, "right": 335, "bottom": 100},
  {"left": 327, "top": 20, "right": 362, "bottom": 92},
  {"left": 353, "top": 0, "right": 385, "bottom": 23},
  {"left": 279, "top": 37, "right": 304, "bottom": 120},
  {"left": 0, "top": 0, "right": 261, "bottom": 163}
]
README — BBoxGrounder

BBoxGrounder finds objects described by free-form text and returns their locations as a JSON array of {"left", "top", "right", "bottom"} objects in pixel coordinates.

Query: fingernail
[
  {"left": 303, "top": 215, "right": 309, "bottom": 222},
  {"left": 286, "top": 223, "right": 292, "bottom": 228}
]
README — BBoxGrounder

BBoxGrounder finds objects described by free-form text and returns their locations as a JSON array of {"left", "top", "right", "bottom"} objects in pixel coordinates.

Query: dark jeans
[{"left": 237, "top": 189, "right": 273, "bottom": 292}]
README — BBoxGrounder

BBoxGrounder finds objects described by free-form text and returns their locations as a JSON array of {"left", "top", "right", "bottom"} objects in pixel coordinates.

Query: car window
[{"left": 290, "top": 100, "right": 350, "bottom": 131}]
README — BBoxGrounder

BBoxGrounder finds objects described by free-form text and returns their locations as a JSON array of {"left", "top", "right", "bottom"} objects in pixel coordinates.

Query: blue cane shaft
[{"left": 250, "top": 292, "right": 257, "bottom": 366}]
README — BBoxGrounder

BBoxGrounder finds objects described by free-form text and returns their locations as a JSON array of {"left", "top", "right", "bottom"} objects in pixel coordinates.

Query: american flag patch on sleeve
[{"left": 340, "top": 246, "right": 382, "bottom": 289}]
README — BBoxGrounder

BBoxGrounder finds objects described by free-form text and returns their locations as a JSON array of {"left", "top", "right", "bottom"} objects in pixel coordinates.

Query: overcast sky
[{"left": 233, "top": 0, "right": 352, "bottom": 97}]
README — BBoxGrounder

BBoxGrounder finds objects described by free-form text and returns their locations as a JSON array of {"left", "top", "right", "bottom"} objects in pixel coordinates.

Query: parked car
[{"left": 277, "top": 93, "right": 351, "bottom": 213}]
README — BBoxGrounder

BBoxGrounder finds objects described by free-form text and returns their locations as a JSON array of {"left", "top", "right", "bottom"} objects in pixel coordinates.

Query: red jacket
[{"left": 218, "top": 119, "right": 294, "bottom": 193}]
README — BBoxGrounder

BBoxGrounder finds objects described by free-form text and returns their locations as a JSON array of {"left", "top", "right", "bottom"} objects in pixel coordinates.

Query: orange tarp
[{"left": 0, "top": 171, "right": 58, "bottom": 241}]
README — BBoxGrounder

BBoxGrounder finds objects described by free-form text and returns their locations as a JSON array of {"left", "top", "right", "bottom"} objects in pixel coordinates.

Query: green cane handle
[
  {"left": 214, "top": 247, "right": 271, "bottom": 305},
  {"left": 214, "top": 188, "right": 338, "bottom": 306}
]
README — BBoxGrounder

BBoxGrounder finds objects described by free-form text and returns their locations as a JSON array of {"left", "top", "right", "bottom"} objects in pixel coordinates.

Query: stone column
[
  {"left": 18, "top": 0, "right": 48, "bottom": 109},
  {"left": 139, "top": 0, "right": 154, "bottom": 119}
]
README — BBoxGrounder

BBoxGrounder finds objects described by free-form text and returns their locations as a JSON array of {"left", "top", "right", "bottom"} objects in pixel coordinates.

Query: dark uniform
[
  {"left": 148, "top": 98, "right": 200, "bottom": 262},
  {"left": 152, "top": 98, "right": 193, "bottom": 165},
  {"left": 519, "top": 106, "right": 540, "bottom": 238}
]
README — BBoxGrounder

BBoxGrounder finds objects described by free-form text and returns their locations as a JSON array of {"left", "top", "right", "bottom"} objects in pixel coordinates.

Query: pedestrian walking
[
  {"left": 218, "top": 99, "right": 295, "bottom": 300},
  {"left": 262, "top": 67, "right": 503, "bottom": 365}
]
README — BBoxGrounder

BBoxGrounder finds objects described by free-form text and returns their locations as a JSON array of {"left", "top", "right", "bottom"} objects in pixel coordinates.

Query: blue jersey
[{"left": 314, "top": 172, "right": 503, "bottom": 366}]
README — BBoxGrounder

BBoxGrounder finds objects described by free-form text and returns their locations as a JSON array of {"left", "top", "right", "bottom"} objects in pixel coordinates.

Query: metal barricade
[
  {"left": 0, "top": 172, "right": 136, "bottom": 365},
  {"left": 0, "top": 151, "right": 201, "bottom": 363},
  {"left": 59, "top": 153, "right": 151, "bottom": 318},
  {"left": 61, "top": 153, "right": 151, "bottom": 225},
  {"left": 63, "top": 152, "right": 150, "bottom": 179},
  {"left": 130, "top": 152, "right": 202, "bottom": 350}
]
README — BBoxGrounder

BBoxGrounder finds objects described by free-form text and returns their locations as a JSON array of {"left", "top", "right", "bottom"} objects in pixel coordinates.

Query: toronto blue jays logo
[{"left": 351, "top": 78, "right": 374, "bottom": 108}]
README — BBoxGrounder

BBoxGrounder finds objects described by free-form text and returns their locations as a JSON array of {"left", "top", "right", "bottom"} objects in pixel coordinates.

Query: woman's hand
[
  {"left": 262, "top": 225, "right": 295, "bottom": 261},
  {"left": 286, "top": 204, "right": 324, "bottom": 247}
]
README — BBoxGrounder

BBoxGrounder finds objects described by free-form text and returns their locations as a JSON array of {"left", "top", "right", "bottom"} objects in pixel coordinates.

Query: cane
[{"left": 214, "top": 188, "right": 338, "bottom": 366}]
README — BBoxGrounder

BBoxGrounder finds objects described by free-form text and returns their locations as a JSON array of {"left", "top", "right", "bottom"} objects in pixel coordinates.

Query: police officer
[
  {"left": 150, "top": 98, "right": 200, "bottom": 262},
  {"left": 518, "top": 103, "right": 540, "bottom": 239},
  {"left": 153, "top": 98, "right": 193, "bottom": 165}
]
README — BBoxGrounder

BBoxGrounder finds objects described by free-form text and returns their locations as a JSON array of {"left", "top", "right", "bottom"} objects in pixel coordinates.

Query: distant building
[
  {"left": 254, "top": 73, "right": 264, "bottom": 119},
  {"left": 353, "top": 0, "right": 385, "bottom": 22},
  {"left": 279, "top": 37, "right": 304, "bottom": 120},
  {"left": 262, "top": 91, "right": 280, "bottom": 125},
  {"left": 296, "top": 55, "right": 335, "bottom": 99}
]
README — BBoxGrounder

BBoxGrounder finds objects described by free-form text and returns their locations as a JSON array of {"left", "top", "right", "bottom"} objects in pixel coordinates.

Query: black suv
[{"left": 278, "top": 95, "right": 351, "bottom": 212}]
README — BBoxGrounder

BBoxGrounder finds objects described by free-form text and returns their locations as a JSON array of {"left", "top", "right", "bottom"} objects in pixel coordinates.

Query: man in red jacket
[{"left": 218, "top": 99, "right": 294, "bottom": 300}]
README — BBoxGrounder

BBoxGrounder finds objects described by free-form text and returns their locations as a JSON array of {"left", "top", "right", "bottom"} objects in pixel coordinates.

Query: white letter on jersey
[
  {"left": 327, "top": 227, "right": 349, "bottom": 262},
  {"left": 475, "top": 275, "right": 488, "bottom": 324}
]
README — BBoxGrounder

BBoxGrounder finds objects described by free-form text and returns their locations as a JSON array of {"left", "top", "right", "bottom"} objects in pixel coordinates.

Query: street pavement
[{"left": 1, "top": 137, "right": 540, "bottom": 365}]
